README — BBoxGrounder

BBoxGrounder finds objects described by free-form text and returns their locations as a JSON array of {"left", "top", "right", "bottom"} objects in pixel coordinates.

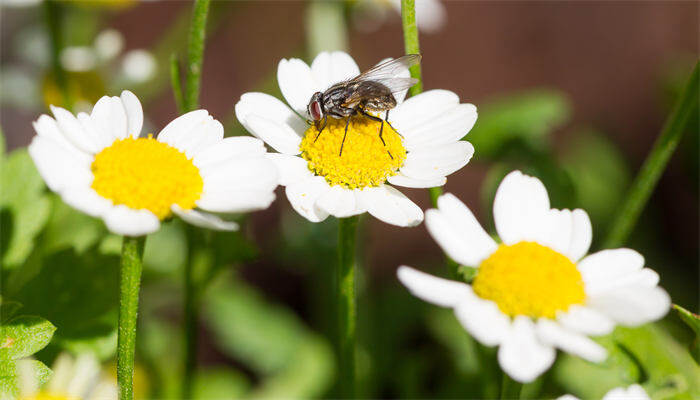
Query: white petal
[
  {"left": 175, "top": 118, "right": 224, "bottom": 158},
  {"left": 387, "top": 174, "right": 446, "bottom": 188},
  {"left": 602, "top": 384, "right": 650, "bottom": 400},
  {"left": 316, "top": 185, "right": 363, "bottom": 218},
  {"left": 277, "top": 57, "right": 318, "bottom": 116},
  {"left": 454, "top": 292, "right": 510, "bottom": 346},
  {"left": 77, "top": 112, "right": 110, "bottom": 151},
  {"left": 557, "top": 395, "right": 581, "bottom": 400},
  {"left": 102, "top": 205, "right": 160, "bottom": 236},
  {"left": 235, "top": 92, "right": 307, "bottom": 135},
  {"left": 588, "top": 285, "right": 671, "bottom": 326},
  {"left": 196, "top": 190, "right": 276, "bottom": 214},
  {"left": 60, "top": 187, "right": 112, "bottom": 217},
  {"left": 359, "top": 185, "right": 423, "bottom": 227},
  {"left": 242, "top": 115, "right": 302, "bottom": 155},
  {"left": 200, "top": 157, "right": 278, "bottom": 193},
  {"left": 577, "top": 249, "right": 644, "bottom": 294},
  {"left": 193, "top": 136, "right": 266, "bottom": 169},
  {"left": 400, "top": 141, "right": 474, "bottom": 180},
  {"left": 390, "top": 90, "right": 460, "bottom": 132},
  {"left": 568, "top": 209, "right": 592, "bottom": 262},
  {"left": 172, "top": 204, "right": 238, "bottom": 231},
  {"left": 51, "top": 105, "right": 100, "bottom": 154},
  {"left": 556, "top": 305, "right": 615, "bottom": 336},
  {"left": 493, "top": 170, "right": 551, "bottom": 245},
  {"left": 310, "top": 51, "right": 360, "bottom": 92},
  {"left": 425, "top": 193, "right": 497, "bottom": 267},
  {"left": 401, "top": 104, "right": 478, "bottom": 149},
  {"left": 396, "top": 266, "right": 470, "bottom": 308},
  {"left": 498, "top": 316, "right": 556, "bottom": 383},
  {"left": 120, "top": 90, "right": 143, "bottom": 138},
  {"left": 266, "top": 153, "right": 313, "bottom": 186},
  {"left": 90, "top": 95, "right": 128, "bottom": 145},
  {"left": 536, "top": 319, "right": 607, "bottom": 362},
  {"left": 28, "top": 136, "right": 93, "bottom": 192},
  {"left": 32, "top": 115, "right": 92, "bottom": 161},
  {"left": 285, "top": 176, "right": 331, "bottom": 222},
  {"left": 156, "top": 109, "right": 210, "bottom": 147}
]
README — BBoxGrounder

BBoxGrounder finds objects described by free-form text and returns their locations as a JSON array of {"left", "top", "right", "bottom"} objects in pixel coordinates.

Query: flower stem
[
  {"left": 500, "top": 373, "right": 523, "bottom": 399},
  {"left": 401, "top": 0, "right": 443, "bottom": 207},
  {"left": 183, "top": 0, "right": 210, "bottom": 112},
  {"left": 42, "top": 0, "right": 71, "bottom": 110},
  {"left": 306, "top": 0, "right": 348, "bottom": 56},
  {"left": 117, "top": 236, "right": 146, "bottom": 400},
  {"left": 337, "top": 216, "right": 359, "bottom": 398},
  {"left": 603, "top": 61, "right": 698, "bottom": 248}
]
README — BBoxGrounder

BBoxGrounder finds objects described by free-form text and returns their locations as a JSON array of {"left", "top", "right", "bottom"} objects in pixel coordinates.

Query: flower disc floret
[
  {"left": 91, "top": 136, "right": 203, "bottom": 219},
  {"left": 299, "top": 116, "right": 406, "bottom": 189},
  {"left": 473, "top": 241, "right": 586, "bottom": 319}
]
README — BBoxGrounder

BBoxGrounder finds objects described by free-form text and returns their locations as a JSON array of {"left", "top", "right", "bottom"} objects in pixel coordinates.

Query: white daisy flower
[
  {"left": 30, "top": 90, "right": 278, "bottom": 236},
  {"left": 18, "top": 353, "right": 117, "bottom": 400},
  {"left": 352, "top": 0, "right": 447, "bottom": 34},
  {"left": 235, "top": 51, "right": 476, "bottom": 227},
  {"left": 397, "top": 170, "right": 671, "bottom": 382},
  {"left": 558, "top": 384, "right": 650, "bottom": 400}
]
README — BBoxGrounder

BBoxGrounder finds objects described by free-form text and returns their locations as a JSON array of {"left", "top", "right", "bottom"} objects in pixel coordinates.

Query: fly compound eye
[{"left": 310, "top": 101, "right": 323, "bottom": 121}]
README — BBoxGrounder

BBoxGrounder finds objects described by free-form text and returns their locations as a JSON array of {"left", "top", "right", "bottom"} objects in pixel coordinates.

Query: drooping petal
[
  {"left": 310, "top": 51, "right": 360, "bottom": 92},
  {"left": 493, "top": 170, "right": 551, "bottom": 245},
  {"left": 172, "top": 204, "right": 238, "bottom": 231},
  {"left": 387, "top": 173, "right": 446, "bottom": 188},
  {"left": 277, "top": 57, "right": 318, "bottom": 116},
  {"left": 316, "top": 185, "right": 363, "bottom": 218},
  {"left": 425, "top": 193, "right": 497, "bottom": 267},
  {"left": 536, "top": 319, "right": 607, "bottom": 362},
  {"left": 60, "top": 187, "right": 112, "bottom": 218},
  {"left": 454, "top": 292, "right": 510, "bottom": 346},
  {"left": 235, "top": 92, "right": 307, "bottom": 136},
  {"left": 285, "top": 176, "right": 331, "bottom": 223},
  {"left": 103, "top": 205, "right": 160, "bottom": 236},
  {"left": 359, "top": 185, "right": 423, "bottom": 227},
  {"left": 556, "top": 305, "right": 615, "bottom": 336},
  {"left": 396, "top": 266, "right": 470, "bottom": 308},
  {"left": 28, "top": 136, "right": 93, "bottom": 193},
  {"left": 400, "top": 141, "right": 474, "bottom": 180},
  {"left": 497, "top": 316, "right": 556, "bottom": 383}
]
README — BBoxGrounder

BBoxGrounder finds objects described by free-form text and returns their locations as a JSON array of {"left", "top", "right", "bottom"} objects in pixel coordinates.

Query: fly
[{"left": 306, "top": 54, "right": 421, "bottom": 158}]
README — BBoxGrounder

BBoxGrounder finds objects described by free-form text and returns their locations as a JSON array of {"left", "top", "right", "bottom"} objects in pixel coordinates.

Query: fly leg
[
  {"left": 359, "top": 109, "right": 393, "bottom": 159},
  {"left": 314, "top": 115, "right": 328, "bottom": 142},
  {"left": 385, "top": 110, "right": 402, "bottom": 138},
  {"left": 339, "top": 115, "right": 351, "bottom": 157}
]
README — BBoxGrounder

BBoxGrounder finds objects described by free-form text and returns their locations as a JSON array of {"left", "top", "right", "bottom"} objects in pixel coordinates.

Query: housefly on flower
[{"left": 306, "top": 54, "right": 421, "bottom": 158}]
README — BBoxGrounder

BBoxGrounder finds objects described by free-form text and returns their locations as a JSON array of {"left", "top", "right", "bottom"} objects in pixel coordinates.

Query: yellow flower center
[
  {"left": 91, "top": 136, "right": 203, "bottom": 219},
  {"left": 299, "top": 116, "right": 406, "bottom": 189},
  {"left": 472, "top": 242, "right": 586, "bottom": 319}
]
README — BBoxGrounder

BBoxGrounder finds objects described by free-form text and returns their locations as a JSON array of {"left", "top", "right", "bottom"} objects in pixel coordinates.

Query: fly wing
[{"left": 349, "top": 54, "right": 421, "bottom": 95}]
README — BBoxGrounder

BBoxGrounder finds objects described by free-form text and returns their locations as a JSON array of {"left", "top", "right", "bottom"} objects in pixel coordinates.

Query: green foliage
[
  {"left": 192, "top": 368, "right": 249, "bottom": 399},
  {"left": 674, "top": 305, "right": 700, "bottom": 361}
]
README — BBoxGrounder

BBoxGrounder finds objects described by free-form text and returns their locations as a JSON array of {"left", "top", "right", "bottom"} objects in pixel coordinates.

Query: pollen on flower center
[
  {"left": 299, "top": 116, "right": 406, "bottom": 189},
  {"left": 91, "top": 136, "right": 203, "bottom": 219},
  {"left": 472, "top": 242, "right": 585, "bottom": 319}
]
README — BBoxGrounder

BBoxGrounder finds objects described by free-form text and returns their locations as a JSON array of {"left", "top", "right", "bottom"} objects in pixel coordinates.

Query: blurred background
[{"left": 1, "top": 1, "right": 698, "bottom": 399}]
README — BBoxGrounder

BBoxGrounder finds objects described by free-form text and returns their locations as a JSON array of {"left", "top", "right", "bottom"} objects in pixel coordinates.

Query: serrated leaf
[
  {"left": 15, "top": 359, "right": 52, "bottom": 386},
  {"left": 0, "top": 316, "right": 56, "bottom": 360}
]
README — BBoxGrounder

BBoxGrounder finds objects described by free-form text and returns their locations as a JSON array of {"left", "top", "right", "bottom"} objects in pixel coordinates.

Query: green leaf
[
  {"left": 0, "top": 299, "right": 22, "bottom": 323},
  {"left": 0, "top": 316, "right": 56, "bottom": 360},
  {"left": 0, "top": 149, "right": 45, "bottom": 209},
  {"left": 674, "top": 304, "right": 700, "bottom": 337},
  {"left": 456, "top": 265, "right": 478, "bottom": 283},
  {"left": 1, "top": 197, "right": 51, "bottom": 268},
  {"left": 16, "top": 359, "right": 52, "bottom": 386},
  {"left": 40, "top": 195, "right": 105, "bottom": 255},
  {"left": 468, "top": 90, "right": 571, "bottom": 158},
  {"left": 143, "top": 219, "right": 187, "bottom": 274}
]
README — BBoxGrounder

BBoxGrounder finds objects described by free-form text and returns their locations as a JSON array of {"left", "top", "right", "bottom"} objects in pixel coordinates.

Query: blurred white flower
[
  {"left": 558, "top": 384, "right": 650, "bottom": 400},
  {"left": 94, "top": 29, "right": 125, "bottom": 61},
  {"left": 0, "top": 0, "right": 42, "bottom": 8},
  {"left": 60, "top": 46, "right": 97, "bottom": 72},
  {"left": 352, "top": 0, "right": 446, "bottom": 33},
  {"left": 30, "top": 90, "right": 278, "bottom": 236},
  {"left": 235, "top": 51, "right": 476, "bottom": 227},
  {"left": 121, "top": 49, "right": 156, "bottom": 83},
  {"left": 398, "top": 171, "right": 671, "bottom": 383},
  {"left": 18, "top": 353, "right": 117, "bottom": 400}
]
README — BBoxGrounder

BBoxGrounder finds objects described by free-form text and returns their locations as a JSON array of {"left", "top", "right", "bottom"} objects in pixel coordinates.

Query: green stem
[
  {"left": 117, "top": 236, "right": 146, "bottom": 400},
  {"left": 43, "top": 0, "right": 71, "bottom": 110},
  {"left": 170, "top": 54, "right": 185, "bottom": 113},
  {"left": 337, "top": 216, "right": 359, "bottom": 398},
  {"left": 305, "top": 0, "right": 348, "bottom": 56},
  {"left": 500, "top": 373, "right": 523, "bottom": 399},
  {"left": 603, "top": 62, "right": 698, "bottom": 248},
  {"left": 183, "top": 0, "right": 211, "bottom": 112},
  {"left": 401, "top": 0, "right": 443, "bottom": 207}
]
